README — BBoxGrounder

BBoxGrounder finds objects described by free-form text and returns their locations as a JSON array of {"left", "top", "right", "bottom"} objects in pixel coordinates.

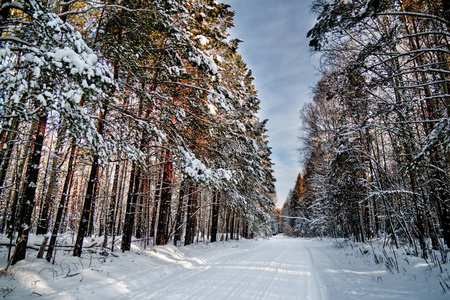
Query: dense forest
[
  {"left": 282, "top": 0, "right": 450, "bottom": 259},
  {"left": 3, "top": 0, "right": 449, "bottom": 272},
  {"left": 0, "top": 0, "right": 277, "bottom": 265}
]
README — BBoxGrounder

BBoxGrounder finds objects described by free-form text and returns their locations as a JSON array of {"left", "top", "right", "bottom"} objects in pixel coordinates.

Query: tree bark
[
  {"left": 73, "top": 104, "right": 106, "bottom": 257},
  {"left": 103, "top": 162, "right": 120, "bottom": 248},
  {"left": 121, "top": 163, "right": 141, "bottom": 252},
  {"left": 46, "top": 140, "right": 76, "bottom": 262},
  {"left": 12, "top": 114, "right": 47, "bottom": 265},
  {"left": 184, "top": 186, "right": 198, "bottom": 246},
  {"left": 210, "top": 192, "right": 220, "bottom": 243},
  {"left": 36, "top": 122, "right": 68, "bottom": 235},
  {"left": 230, "top": 211, "right": 235, "bottom": 240},
  {"left": 87, "top": 166, "right": 103, "bottom": 237},
  {"left": 73, "top": 154, "right": 100, "bottom": 257},
  {"left": 156, "top": 151, "right": 173, "bottom": 245},
  {"left": 173, "top": 185, "right": 186, "bottom": 246},
  {"left": 0, "top": 117, "right": 18, "bottom": 197}
]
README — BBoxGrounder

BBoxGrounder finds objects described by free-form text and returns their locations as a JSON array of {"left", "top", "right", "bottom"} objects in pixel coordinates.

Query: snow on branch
[{"left": 0, "top": 37, "right": 31, "bottom": 46}]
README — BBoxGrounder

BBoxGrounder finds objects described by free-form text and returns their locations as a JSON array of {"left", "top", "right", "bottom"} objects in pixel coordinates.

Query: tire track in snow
[
  {"left": 182, "top": 241, "right": 286, "bottom": 299},
  {"left": 223, "top": 244, "right": 289, "bottom": 299},
  {"left": 306, "top": 246, "right": 328, "bottom": 300}
]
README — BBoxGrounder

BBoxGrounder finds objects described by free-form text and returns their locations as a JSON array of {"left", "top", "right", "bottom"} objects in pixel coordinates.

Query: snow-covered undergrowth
[
  {"left": 326, "top": 237, "right": 450, "bottom": 298},
  {"left": 0, "top": 234, "right": 255, "bottom": 299}
]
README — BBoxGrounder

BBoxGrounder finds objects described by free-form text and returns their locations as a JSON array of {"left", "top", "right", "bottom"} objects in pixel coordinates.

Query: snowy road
[
  {"left": 115, "top": 235, "right": 448, "bottom": 300},
  {"left": 120, "top": 236, "right": 329, "bottom": 300}
]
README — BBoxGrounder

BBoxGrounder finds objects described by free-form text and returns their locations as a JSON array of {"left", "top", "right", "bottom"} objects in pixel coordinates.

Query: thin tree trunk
[
  {"left": 135, "top": 196, "right": 143, "bottom": 240},
  {"left": 46, "top": 140, "right": 76, "bottom": 262},
  {"left": 0, "top": 117, "right": 19, "bottom": 197},
  {"left": 150, "top": 164, "right": 162, "bottom": 240},
  {"left": 121, "top": 163, "right": 141, "bottom": 252},
  {"left": 156, "top": 151, "right": 173, "bottom": 245},
  {"left": 73, "top": 104, "right": 106, "bottom": 257},
  {"left": 73, "top": 154, "right": 100, "bottom": 257},
  {"left": 225, "top": 209, "right": 230, "bottom": 241},
  {"left": 210, "top": 192, "right": 220, "bottom": 243},
  {"left": 173, "top": 185, "right": 186, "bottom": 246},
  {"left": 2, "top": 118, "right": 30, "bottom": 237},
  {"left": 230, "top": 211, "right": 235, "bottom": 240},
  {"left": 87, "top": 166, "right": 103, "bottom": 236},
  {"left": 184, "top": 186, "right": 198, "bottom": 246},
  {"left": 103, "top": 162, "right": 120, "bottom": 248},
  {"left": 12, "top": 114, "right": 47, "bottom": 265},
  {"left": 112, "top": 161, "right": 128, "bottom": 248},
  {"left": 36, "top": 122, "right": 68, "bottom": 235}
]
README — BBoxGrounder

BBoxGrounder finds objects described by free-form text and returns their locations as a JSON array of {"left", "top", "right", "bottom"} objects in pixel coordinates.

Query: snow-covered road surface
[
  {"left": 120, "top": 236, "right": 327, "bottom": 300},
  {"left": 115, "top": 235, "right": 447, "bottom": 300}
]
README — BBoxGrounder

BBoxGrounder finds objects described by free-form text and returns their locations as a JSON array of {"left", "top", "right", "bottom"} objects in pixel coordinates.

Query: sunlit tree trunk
[
  {"left": 46, "top": 139, "right": 76, "bottom": 262},
  {"left": 73, "top": 107, "right": 106, "bottom": 257},
  {"left": 184, "top": 186, "right": 198, "bottom": 246},
  {"left": 36, "top": 122, "right": 68, "bottom": 235}
]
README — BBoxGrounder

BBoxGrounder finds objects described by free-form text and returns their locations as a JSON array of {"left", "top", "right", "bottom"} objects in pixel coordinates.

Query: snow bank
[{"left": 0, "top": 235, "right": 252, "bottom": 299}]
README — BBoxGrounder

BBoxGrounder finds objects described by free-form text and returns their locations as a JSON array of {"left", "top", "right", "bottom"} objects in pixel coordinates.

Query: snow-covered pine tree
[
  {"left": 304, "top": 0, "right": 450, "bottom": 255},
  {"left": 0, "top": 0, "right": 115, "bottom": 264}
]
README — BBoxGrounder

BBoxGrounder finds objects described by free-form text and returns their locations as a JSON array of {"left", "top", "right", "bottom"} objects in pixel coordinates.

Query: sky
[{"left": 221, "top": 0, "right": 320, "bottom": 208}]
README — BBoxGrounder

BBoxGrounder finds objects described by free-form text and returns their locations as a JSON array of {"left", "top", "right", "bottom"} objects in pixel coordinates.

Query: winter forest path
[
  {"left": 4, "top": 235, "right": 446, "bottom": 299},
  {"left": 120, "top": 236, "right": 329, "bottom": 300},
  {"left": 116, "top": 235, "right": 446, "bottom": 300}
]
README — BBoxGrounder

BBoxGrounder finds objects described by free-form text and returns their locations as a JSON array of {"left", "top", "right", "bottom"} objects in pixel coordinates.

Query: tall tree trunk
[
  {"left": 0, "top": 160, "right": 16, "bottom": 234},
  {"left": 225, "top": 209, "right": 230, "bottom": 241},
  {"left": 46, "top": 139, "right": 76, "bottom": 262},
  {"left": 142, "top": 178, "right": 151, "bottom": 247},
  {"left": 5, "top": 119, "right": 37, "bottom": 242},
  {"left": 12, "top": 113, "right": 47, "bottom": 265},
  {"left": 73, "top": 103, "right": 107, "bottom": 257},
  {"left": 0, "top": 117, "right": 19, "bottom": 197},
  {"left": 149, "top": 163, "right": 162, "bottom": 240},
  {"left": 210, "top": 192, "right": 220, "bottom": 243},
  {"left": 73, "top": 154, "right": 100, "bottom": 257},
  {"left": 230, "top": 211, "right": 235, "bottom": 240},
  {"left": 156, "top": 151, "right": 173, "bottom": 245},
  {"left": 87, "top": 166, "right": 103, "bottom": 236},
  {"left": 36, "top": 122, "right": 68, "bottom": 235},
  {"left": 135, "top": 195, "right": 143, "bottom": 239},
  {"left": 103, "top": 162, "right": 120, "bottom": 248},
  {"left": 121, "top": 163, "right": 141, "bottom": 252},
  {"left": 173, "top": 185, "right": 186, "bottom": 246},
  {"left": 184, "top": 186, "right": 198, "bottom": 246}
]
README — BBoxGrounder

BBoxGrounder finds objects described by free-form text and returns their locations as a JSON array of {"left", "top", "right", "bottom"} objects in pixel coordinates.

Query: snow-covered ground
[{"left": 0, "top": 234, "right": 448, "bottom": 299}]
